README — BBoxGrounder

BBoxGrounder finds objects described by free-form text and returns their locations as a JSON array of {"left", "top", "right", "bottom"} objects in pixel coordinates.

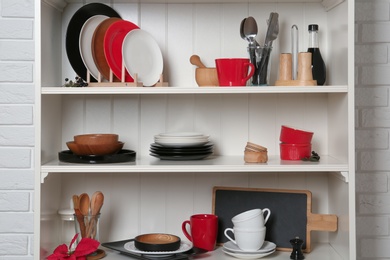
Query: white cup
[
  {"left": 224, "top": 226, "right": 266, "bottom": 251},
  {"left": 232, "top": 208, "right": 271, "bottom": 229}
]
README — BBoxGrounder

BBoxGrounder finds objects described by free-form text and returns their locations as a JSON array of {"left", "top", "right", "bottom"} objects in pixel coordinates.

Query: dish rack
[{"left": 85, "top": 66, "right": 168, "bottom": 87}]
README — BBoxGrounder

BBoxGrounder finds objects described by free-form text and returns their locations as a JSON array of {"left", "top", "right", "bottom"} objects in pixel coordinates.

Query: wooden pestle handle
[{"left": 190, "top": 55, "right": 206, "bottom": 68}]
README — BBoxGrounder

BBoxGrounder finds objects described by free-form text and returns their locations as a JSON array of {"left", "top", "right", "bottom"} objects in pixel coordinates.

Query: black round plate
[
  {"left": 66, "top": 3, "right": 121, "bottom": 82},
  {"left": 150, "top": 152, "right": 213, "bottom": 161},
  {"left": 59, "top": 149, "right": 136, "bottom": 164},
  {"left": 150, "top": 148, "right": 213, "bottom": 155}
]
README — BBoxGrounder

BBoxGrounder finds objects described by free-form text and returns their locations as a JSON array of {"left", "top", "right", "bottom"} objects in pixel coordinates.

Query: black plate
[
  {"left": 101, "top": 239, "right": 189, "bottom": 260},
  {"left": 66, "top": 3, "right": 121, "bottom": 82},
  {"left": 150, "top": 142, "right": 214, "bottom": 150},
  {"left": 150, "top": 148, "right": 213, "bottom": 156},
  {"left": 150, "top": 152, "right": 212, "bottom": 161},
  {"left": 59, "top": 149, "right": 135, "bottom": 164},
  {"left": 150, "top": 146, "right": 213, "bottom": 154}
]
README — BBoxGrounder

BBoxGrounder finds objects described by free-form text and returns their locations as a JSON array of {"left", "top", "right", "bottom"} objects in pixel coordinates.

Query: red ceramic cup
[
  {"left": 215, "top": 58, "right": 255, "bottom": 86},
  {"left": 182, "top": 214, "right": 218, "bottom": 251}
]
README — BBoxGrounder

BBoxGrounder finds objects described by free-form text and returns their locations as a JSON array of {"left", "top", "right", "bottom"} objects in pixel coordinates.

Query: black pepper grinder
[{"left": 290, "top": 237, "right": 304, "bottom": 260}]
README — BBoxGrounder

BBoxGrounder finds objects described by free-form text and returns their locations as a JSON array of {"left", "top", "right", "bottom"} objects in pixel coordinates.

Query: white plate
[
  {"left": 154, "top": 136, "right": 209, "bottom": 143},
  {"left": 155, "top": 135, "right": 209, "bottom": 140},
  {"left": 124, "top": 240, "right": 192, "bottom": 257},
  {"left": 122, "top": 29, "right": 163, "bottom": 87},
  {"left": 223, "top": 241, "right": 276, "bottom": 254},
  {"left": 79, "top": 15, "right": 108, "bottom": 81},
  {"left": 158, "top": 132, "right": 205, "bottom": 138},
  {"left": 154, "top": 141, "right": 210, "bottom": 147},
  {"left": 223, "top": 249, "right": 275, "bottom": 259}
]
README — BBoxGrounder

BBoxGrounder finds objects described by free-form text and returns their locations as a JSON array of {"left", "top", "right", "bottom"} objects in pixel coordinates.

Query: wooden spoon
[
  {"left": 91, "top": 191, "right": 104, "bottom": 216},
  {"left": 87, "top": 191, "right": 105, "bottom": 239},
  {"left": 72, "top": 194, "right": 87, "bottom": 238},
  {"left": 79, "top": 193, "right": 90, "bottom": 216},
  {"left": 190, "top": 55, "right": 206, "bottom": 68},
  {"left": 79, "top": 193, "right": 90, "bottom": 237}
]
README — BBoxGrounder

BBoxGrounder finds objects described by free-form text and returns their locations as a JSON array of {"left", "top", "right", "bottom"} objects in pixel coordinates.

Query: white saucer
[
  {"left": 223, "top": 248, "right": 275, "bottom": 259},
  {"left": 223, "top": 241, "right": 276, "bottom": 254},
  {"left": 124, "top": 240, "right": 192, "bottom": 257}
]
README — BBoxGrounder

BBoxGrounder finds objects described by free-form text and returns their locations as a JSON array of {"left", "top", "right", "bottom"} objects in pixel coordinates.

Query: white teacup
[
  {"left": 232, "top": 208, "right": 271, "bottom": 229},
  {"left": 224, "top": 226, "right": 266, "bottom": 251}
]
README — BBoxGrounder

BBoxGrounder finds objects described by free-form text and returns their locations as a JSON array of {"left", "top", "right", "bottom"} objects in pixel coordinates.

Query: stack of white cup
[{"left": 224, "top": 208, "right": 271, "bottom": 251}]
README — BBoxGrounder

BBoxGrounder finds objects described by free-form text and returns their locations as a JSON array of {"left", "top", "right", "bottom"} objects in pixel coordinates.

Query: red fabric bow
[{"left": 47, "top": 234, "right": 99, "bottom": 260}]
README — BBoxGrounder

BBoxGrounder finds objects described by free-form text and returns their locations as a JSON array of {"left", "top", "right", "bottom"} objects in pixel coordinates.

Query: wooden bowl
[
  {"left": 66, "top": 141, "right": 124, "bottom": 156},
  {"left": 134, "top": 233, "right": 181, "bottom": 252},
  {"left": 195, "top": 68, "right": 219, "bottom": 87},
  {"left": 74, "top": 134, "right": 119, "bottom": 145}
]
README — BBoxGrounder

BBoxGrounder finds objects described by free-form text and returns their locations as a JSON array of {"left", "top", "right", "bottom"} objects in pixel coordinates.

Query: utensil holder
[
  {"left": 74, "top": 214, "right": 100, "bottom": 242},
  {"left": 249, "top": 46, "right": 272, "bottom": 86}
]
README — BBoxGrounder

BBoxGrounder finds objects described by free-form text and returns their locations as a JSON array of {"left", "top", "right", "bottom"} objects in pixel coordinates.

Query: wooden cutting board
[{"left": 212, "top": 186, "right": 337, "bottom": 253}]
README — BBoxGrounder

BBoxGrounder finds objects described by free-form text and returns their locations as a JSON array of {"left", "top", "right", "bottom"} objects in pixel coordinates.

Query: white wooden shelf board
[
  {"left": 101, "top": 243, "right": 342, "bottom": 260},
  {"left": 41, "top": 155, "right": 348, "bottom": 178},
  {"left": 41, "top": 86, "right": 348, "bottom": 95}
]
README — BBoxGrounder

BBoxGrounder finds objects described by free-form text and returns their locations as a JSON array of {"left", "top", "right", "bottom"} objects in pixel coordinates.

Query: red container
[
  {"left": 280, "top": 143, "right": 311, "bottom": 160},
  {"left": 279, "top": 125, "right": 313, "bottom": 144}
]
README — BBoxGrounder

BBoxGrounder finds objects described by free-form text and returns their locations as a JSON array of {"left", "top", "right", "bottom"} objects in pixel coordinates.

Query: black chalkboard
[{"left": 212, "top": 187, "right": 309, "bottom": 251}]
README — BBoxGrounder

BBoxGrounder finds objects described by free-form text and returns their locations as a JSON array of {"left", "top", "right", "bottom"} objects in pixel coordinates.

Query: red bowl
[
  {"left": 280, "top": 143, "right": 311, "bottom": 160},
  {"left": 279, "top": 125, "right": 313, "bottom": 144}
]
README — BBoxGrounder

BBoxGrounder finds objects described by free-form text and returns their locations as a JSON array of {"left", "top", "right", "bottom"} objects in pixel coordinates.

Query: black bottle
[{"left": 307, "top": 24, "right": 326, "bottom": 85}]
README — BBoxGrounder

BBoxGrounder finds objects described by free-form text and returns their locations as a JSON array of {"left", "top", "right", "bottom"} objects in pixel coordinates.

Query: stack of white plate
[
  {"left": 222, "top": 241, "right": 276, "bottom": 259},
  {"left": 150, "top": 132, "right": 213, "bottom": 160}
]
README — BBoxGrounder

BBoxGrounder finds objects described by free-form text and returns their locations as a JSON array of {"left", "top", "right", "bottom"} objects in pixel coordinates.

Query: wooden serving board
[{"left": 212, "top": 186, "right": 337, "bottom": 253}]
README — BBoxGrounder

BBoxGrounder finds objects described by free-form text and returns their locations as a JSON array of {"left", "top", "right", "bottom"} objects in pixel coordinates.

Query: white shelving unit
[{"left": 35, "top": 0, "right": 355, "bottom": 259}]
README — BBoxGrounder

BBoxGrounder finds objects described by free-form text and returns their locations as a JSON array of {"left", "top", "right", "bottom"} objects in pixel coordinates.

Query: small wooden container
[
  {"left": 244, "top": 142, "right": 268, "bottom": 163},
  {"left": 244, "top": 150, "right": 268, "bottom": 163}
]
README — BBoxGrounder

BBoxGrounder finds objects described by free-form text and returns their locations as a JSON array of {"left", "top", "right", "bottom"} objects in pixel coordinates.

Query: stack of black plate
[{"left": 150, "top": 132, "right": 213, "bottom": 160}]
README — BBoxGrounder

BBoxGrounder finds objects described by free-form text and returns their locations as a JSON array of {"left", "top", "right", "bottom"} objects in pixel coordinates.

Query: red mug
[
  {"left": 215, "top": 58, "right": 255, "bottom": 86},
  {"left": 182, "top": 214, "right": 218, "bottom": 251}
]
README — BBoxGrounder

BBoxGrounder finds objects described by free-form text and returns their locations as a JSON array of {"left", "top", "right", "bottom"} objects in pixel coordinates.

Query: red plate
[{"left": 104, "top": 20, "right": 139, "bottom": 82}]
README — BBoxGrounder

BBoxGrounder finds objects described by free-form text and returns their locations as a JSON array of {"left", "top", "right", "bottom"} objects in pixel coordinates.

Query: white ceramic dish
[
  {"left": 223, "top": 241, "right": 276, "bottom": 254},
  {"left": 154, "top": 141, "right": 210, "bottom": 147},
  {"left": 122, "top": 29, "right": 163, "bottom": 86},
  {"left": 79, "top": 15, "right": 108, "bottom": 81},
  {"left": 158, "top": 132, "right": 205, "bottom": 137},
  {"left": 223, "top": 248, "right": 275, "bottom": 259},
  {"left": 124, "top": 240, "right": 192, "bottom": 257}
]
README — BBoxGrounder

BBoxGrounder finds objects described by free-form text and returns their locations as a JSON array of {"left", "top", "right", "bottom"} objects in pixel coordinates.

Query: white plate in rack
[
  {"left": 122, "top": 29, "right": 163, "bottom": 87},
  {"left": 79, "top": 15, "right": 108, "bottom": 81}
]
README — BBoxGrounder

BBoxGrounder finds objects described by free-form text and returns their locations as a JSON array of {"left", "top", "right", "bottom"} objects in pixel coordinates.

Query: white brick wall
[
  {"left": 356, "top": 0, "right": 390, "bottom": 258},
  {"left": 0, "top": 0, "right": 35, "bottom": 259}
]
